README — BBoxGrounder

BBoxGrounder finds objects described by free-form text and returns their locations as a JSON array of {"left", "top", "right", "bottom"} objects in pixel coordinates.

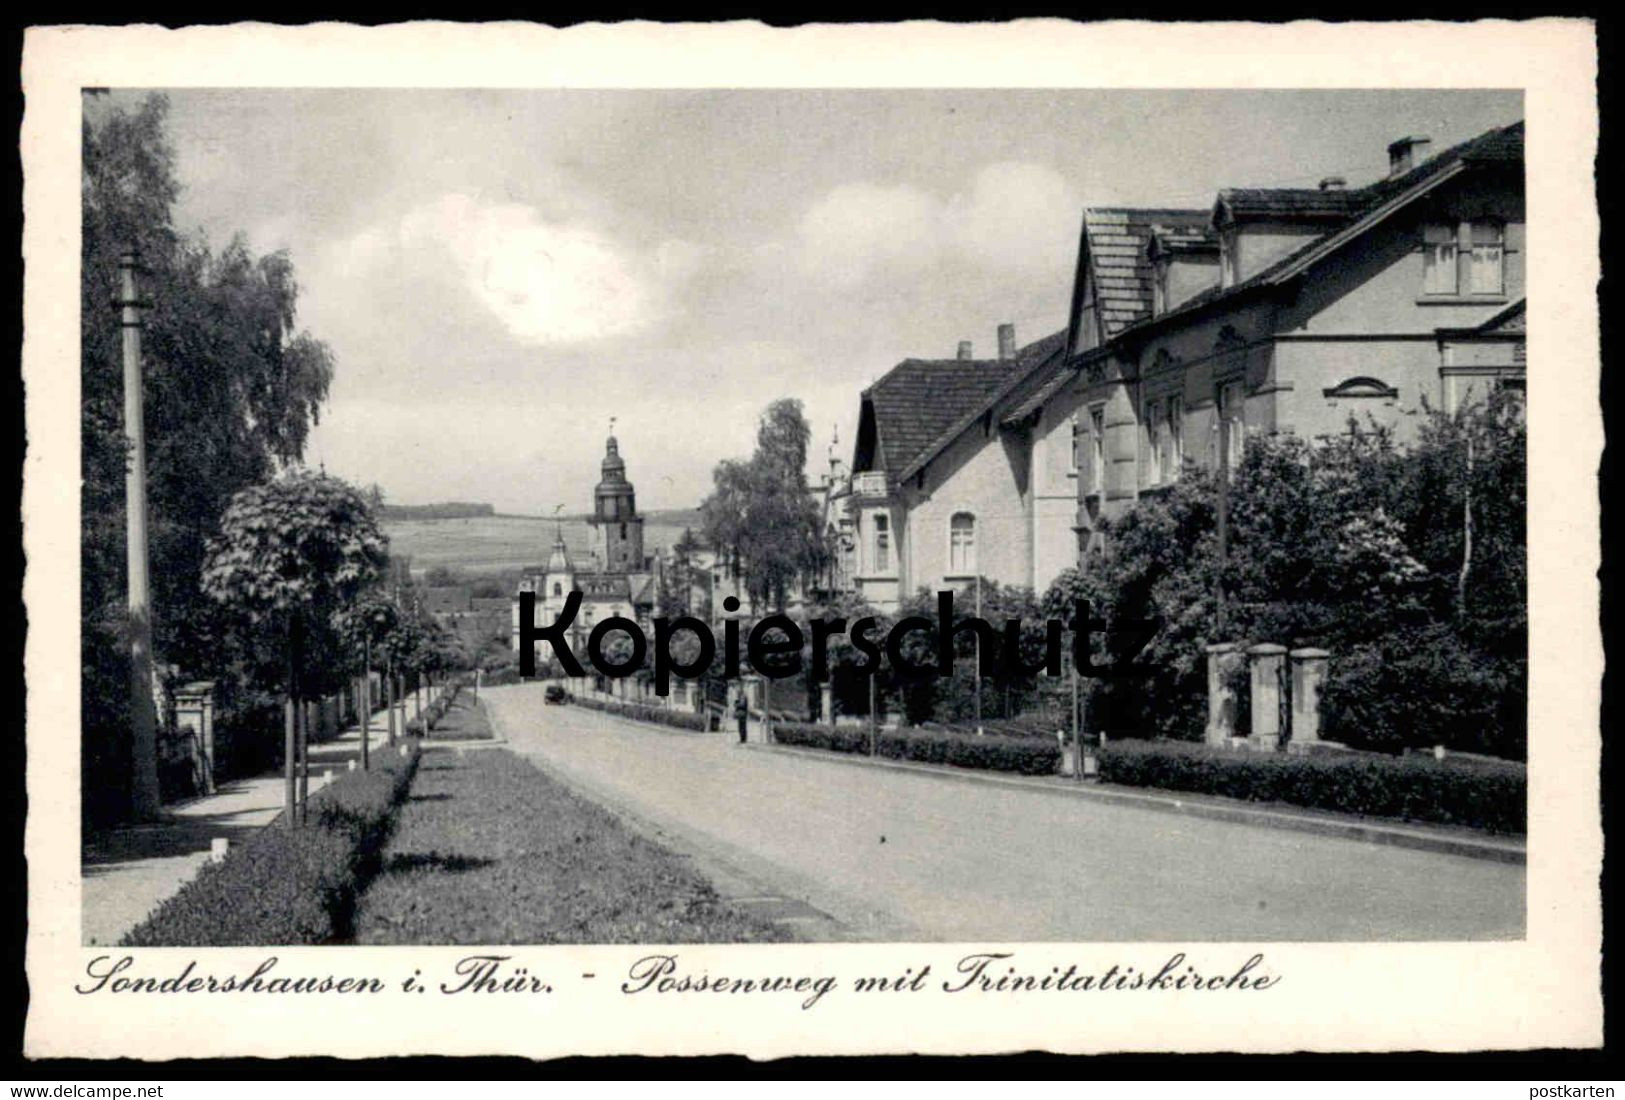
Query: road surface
[{"left": 485, "top": 683, "right": 1524, "bottom": 942}]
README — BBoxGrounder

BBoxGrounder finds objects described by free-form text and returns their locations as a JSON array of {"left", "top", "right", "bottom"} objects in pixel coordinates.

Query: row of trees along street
[{"left": 82, "top": 92, "right": 467, "bottom": 827}]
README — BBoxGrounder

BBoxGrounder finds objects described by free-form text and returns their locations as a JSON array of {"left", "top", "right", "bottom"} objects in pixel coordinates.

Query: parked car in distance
[{"left": 544, "top": 684, "right": 571, "bottom": 705}]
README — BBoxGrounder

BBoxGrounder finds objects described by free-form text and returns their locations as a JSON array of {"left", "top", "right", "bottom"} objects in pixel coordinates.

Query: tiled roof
[
  {"left": 1122, "top": 120, "right": 1524, "bottom": 337},
  {"left": 1081, "top": 208, "right": 1211, "bottom": 336},
  {"left": 1001, "top": 362, "right": 1080, "bottom": 427},
  {"left": 1217, "top": 187, "right": 1368, "bottom": 222},
  {"left": 861, "top": 362, "right": 1015, "bottom": 480},
  {"left": 862, "top": 330, "right": 1068, "bottom": 484},
  {"left": 420, "top": 586, "right": 473, "bottom": 613}
]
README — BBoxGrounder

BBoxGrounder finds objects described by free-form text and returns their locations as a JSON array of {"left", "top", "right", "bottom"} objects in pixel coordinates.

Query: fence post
[
  {"left": 1205, "top": 642, "right": 1243, "bottom": 746},
  {"left": 1288, "top": 647, "right": 1330, "bottom": 749},
  {"left": 1246, "top": 643, "right": 1287, "bottom": 751}
]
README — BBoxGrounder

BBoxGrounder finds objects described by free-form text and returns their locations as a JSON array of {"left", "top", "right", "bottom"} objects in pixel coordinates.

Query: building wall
[
  {"left": 1029, "top": 382, "right": 1086, "bottom": 593},
  {"left": 896, "top": 423, "right": 1032, "bottom": 604}
]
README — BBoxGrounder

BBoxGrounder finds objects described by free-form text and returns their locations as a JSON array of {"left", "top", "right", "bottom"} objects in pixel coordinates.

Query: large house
[
  {"left": 836, "top": 323, "right": 1075, "bottom": 612},
  {"left": 829, "top": 117, "right": 1526, "bottom": 607},
  {"left": 1063, "top": 120, "right": 1525, "bottom": 546}
]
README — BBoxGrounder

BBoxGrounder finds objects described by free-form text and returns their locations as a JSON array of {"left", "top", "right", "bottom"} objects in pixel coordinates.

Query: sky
[{"left": 109, "top": 88, "right": 1522, "bottom": 515}]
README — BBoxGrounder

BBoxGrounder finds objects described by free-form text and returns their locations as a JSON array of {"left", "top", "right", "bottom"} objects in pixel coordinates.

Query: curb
[{"left": 747, "top": 742, "right": 1525, "bottom": 866}]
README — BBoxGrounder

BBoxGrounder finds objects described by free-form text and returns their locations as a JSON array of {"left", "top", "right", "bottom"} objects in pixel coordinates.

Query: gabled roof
[
  {"left": 854, "top": 331, "right": 1067, "bottom": 484},
  {"left": 1079, "top": 207, "right": 1212, "bottom": 338},
  {"left": 1215, "top": 187, "right": 1368, "bottom": 223},
  {"left": 1117, "top": 120, "right": 1525, "bottom": 340}
]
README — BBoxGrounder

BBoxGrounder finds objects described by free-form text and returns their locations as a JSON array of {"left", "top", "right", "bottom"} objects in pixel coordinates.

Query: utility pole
[
  {"left": 1215, "top": 404, "right": 1231, "bottom": 637},
  {"left": 973, "top": 574, "right": 983, "bottom": 735},
  {"left": 118, "top": 250, "right": 163, "bottom": 822}
]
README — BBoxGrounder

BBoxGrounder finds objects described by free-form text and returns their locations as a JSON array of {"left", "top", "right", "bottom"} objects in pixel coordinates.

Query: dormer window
[{"left": 1424, "top": 220, "right": 1505, "bottom": 298}]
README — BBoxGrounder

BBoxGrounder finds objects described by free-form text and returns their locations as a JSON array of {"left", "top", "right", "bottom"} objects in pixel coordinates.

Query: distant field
[{"left": 382, "top": 514, "right": 694, "bottom": 577}]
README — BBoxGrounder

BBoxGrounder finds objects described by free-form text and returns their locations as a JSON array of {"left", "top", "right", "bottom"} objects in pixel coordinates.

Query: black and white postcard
[{"left": 20, "top": 18, "right": 1602, "bottom": 1059}]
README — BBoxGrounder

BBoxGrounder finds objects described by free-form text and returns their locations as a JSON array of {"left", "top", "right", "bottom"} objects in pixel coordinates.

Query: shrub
[
  {"left": 1097, "top": 738, "right": 1524, "bottom": 834},
  {"left": 121, "top": 742, "right": 421, "bottom": 946},
  {"left": 772, "top": 720, "right": 1062, "bottom": 777},
  {"left": 481, "top": 667, "right": 521, "bottom": 687},
  {"left": 570, "top": 696, "right": 707, "bottom": 732}
]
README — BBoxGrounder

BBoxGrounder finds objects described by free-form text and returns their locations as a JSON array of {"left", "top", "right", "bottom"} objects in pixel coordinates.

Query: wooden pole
[
  {"left": 361, "top": 636, "right": 371, "bottom": 771},
  {"left": 868, "top": 671, "right": 877, "bottom": 756},
  {"left": 1215, "top": 402, "right": 1231, "bottom": 637},
  {"left": 283, "top": 618, "right": 296, "bottom": 829},
  {"left": 386, "top": 662, "right": 397, "bottom": 745},
  {"left": 1071, "top": 659, "right": 1081, "bottom": 783},
  {"left": 118, "top": 250, "right": 162, "bottom": 821}
]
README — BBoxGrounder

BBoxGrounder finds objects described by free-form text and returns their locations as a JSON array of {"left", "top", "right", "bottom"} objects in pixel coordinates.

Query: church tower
[{"left": 590, "top": 428, "right": 645, "bottom": 572}]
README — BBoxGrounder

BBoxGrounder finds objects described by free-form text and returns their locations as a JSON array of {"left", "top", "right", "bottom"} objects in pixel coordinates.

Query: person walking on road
[{"left": 734, "top": 693, "right": 749, "bottom": 744}]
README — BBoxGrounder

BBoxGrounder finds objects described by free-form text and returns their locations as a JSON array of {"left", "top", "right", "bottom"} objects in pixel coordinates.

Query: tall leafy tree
[
  {"left": 81, "top": 93, "right": 334, "bottom": 822},
  {"left": 699, "top": 398, "right": 827, "bottom": 611}
]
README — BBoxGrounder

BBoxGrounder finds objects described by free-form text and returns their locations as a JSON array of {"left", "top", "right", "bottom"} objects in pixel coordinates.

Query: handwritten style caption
[{"left": 77, "top": 951, "right": 1278, "bottom": 1010}]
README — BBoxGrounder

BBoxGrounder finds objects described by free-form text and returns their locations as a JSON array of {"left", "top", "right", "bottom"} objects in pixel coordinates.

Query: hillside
[{"left": 381, "top": 513, "right": 697, "bottom": 578}]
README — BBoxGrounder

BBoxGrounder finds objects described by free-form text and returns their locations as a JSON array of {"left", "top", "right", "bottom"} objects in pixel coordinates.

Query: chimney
[
  {"left": 1318, "top": 176, "right": 1347, "bottom": 191},
  {"left": 996, "top": 323, "right": 1016, "bottom": 361},
  {"left": 957, "top": 340, "right": 974, "bottom": 361},
  {"left": 1387, "top": 136, "right": 1432, "bottom": 178}
]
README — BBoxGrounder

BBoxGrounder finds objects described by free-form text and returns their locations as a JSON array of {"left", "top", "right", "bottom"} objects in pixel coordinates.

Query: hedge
[
  {"left": 771, "top": 720, "right": 1062, "bottom": 777},
  {"left": 120, "top": 739, "right": 422, "bottom": 946},
  {"left": 571, "top": 695, "right": 708, "bottom": 732},
  {"left": 1097, "top": 738, "right": 1525, "bottom": 835}
]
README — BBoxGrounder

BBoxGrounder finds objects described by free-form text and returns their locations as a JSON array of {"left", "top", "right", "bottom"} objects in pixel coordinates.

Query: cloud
[
  {"left": 392, "top": 193, "right": 699, "bottom": 346},
  {"left": 794, "top": 162, "right": 1081, "bottom": 289}
]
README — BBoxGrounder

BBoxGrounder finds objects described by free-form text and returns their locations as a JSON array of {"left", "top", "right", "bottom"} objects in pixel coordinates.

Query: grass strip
[{"left": 352, "top": 747, "right": 789, "bottom": 944}]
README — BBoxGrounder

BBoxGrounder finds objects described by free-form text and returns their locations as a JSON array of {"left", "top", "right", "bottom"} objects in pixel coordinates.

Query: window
[
  {"left": 948, "top": 513, "right": 976, "bottom": 575},
  {"left": 1469, "top": 221, "right": 1505, "bottom": 295},
  {"left": 1219, "top": 382, "right": 1245, "bottom": 469},
  {"left": 1423, "top": 223, "right": 1458, "bottom": 295},
  {"left": 873, "top": 513, "right": 890, "bottom": 573},
  {"left": 1145, "top": 400, "right": 1165, "bottom": 486},
  {"left": 1424, "top": 220, "right": 1505, "bottom": 297},
  {"left": 552, "top": 583, "right": 562, "bottom": 597},
  {"left": 1089, "top": 407, "right": 1105, "bottom": 494},
  {"left": 1069, "top": 414, "right": 1080, "bottom": 473},
  {"left": 1166, "top": 396, "right": 1183, "bottom": 481}
]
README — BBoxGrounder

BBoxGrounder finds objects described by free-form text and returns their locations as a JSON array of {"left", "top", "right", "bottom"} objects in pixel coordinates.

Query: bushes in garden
[
  {"left": 771, "top": 720, "right": 1062, "bottom": 777},
  {"left": 120, "top": 740, "right": 422, "bottom": 946},
  {"left": 1097, "top": 738, "right": 1524, "bottom": 834},
  {"left": 571, "top": 695, "right": 708, "bottom": 732}
]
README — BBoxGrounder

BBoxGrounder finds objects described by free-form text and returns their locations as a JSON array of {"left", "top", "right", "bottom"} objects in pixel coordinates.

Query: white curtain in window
[
  {"left": 1469, "top": 221, "right": 1504, "bottom": 295},
  {"left": 1146, "top": 402, "right": 1164, "bottom": 485},
  {"left": 1423, "top": 223, "right": 1458, "bottom": 295},
  {"left": 949, "top": 513, "right": 976, "bottom": 574},
  {"left": 1166, "top": 396, "right": 1183, "bottom": 480}
]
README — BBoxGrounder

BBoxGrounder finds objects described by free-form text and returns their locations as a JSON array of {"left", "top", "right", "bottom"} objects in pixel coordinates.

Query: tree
[
  {"left": 334, "top": 592, "right": 400, "bottom": 769},
  {"left": 700, "top": 399, "right": 827, "bottom": 611},
  {"left": 201, "top": 470, "right": 388, "bottom": 824},
  {"left": 81, "top": 93, "right": 334, "bottom": 823},
  {"left": 1040, "top": 401, "right": 1526, "bottom": 756}
]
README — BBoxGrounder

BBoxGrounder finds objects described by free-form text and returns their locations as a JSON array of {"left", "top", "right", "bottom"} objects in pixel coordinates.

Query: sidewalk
[{"left": 81, "top": 684, "right": 450, "bottom": 947}]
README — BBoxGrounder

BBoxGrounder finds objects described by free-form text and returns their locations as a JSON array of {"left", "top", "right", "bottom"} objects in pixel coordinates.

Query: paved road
[{"left": 486, "top": 683, "right": 1525, "bottom": 942}]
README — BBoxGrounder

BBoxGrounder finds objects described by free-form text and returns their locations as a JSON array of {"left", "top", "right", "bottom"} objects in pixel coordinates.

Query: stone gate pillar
[
  {"left": 1289, "top": 648, "right": 1330, "bottom": 747},
  {"left": 1247, "top": 643, "right": 1287, "bottom": 751},
  {"left": 1205, "top": 642, "right": 1243, "bottom": 746},
  {"left": 821, "top": 681, "right": 835, "bottom": 727},
  {"left": 172, "top": 681, "right": 217, "bottom": 795}
]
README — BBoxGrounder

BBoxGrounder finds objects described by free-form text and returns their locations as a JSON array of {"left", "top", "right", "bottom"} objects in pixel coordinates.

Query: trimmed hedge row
[
  {"left": 1097, "top": 739, "right": 1525, "bottom": 835},
  {"left": 771, "top": 721, "right": 1062, "bottom": 777},
  {"left": 404, "top": 683, "right": 459, "bottom": 738},
  {"left": 571, "top": 695, "right": 708, "bottom": 732},
  {"left": 120, "top": 739, "right": 423, "bottom": 946}
]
